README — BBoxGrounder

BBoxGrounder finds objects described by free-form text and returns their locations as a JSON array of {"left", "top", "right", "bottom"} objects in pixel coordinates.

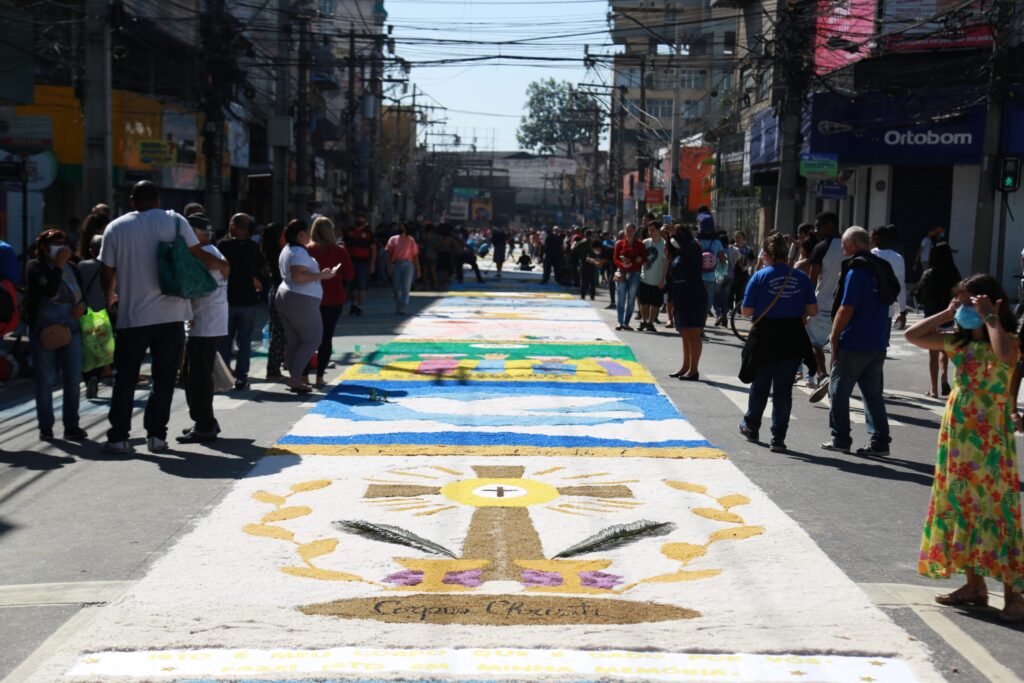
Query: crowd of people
[
  {"left": 598, "top": 207, "right": 1024, "bottom": 623},
  {"left": 2, "top": 183, "right": 1023, "bottom": 622}
]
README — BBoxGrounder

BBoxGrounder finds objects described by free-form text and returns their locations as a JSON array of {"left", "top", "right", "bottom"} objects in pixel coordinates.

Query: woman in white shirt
[{"left": 275, "top": 219, "right": 341, "bottom": 394}]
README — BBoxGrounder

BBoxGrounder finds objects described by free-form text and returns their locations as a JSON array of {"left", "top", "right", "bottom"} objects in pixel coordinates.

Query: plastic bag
[{"left": 79, "top": 307, "right": 115, "bottom": 372}]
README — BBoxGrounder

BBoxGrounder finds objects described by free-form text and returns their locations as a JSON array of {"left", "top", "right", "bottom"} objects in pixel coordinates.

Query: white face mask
[{"left": 49, "top": 244, "right": 66, "bottom": 260}]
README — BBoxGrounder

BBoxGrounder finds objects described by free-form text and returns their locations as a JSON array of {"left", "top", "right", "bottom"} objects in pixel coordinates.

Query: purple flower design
[
  {"left": 384, "top": 569, "right": 423, "bottom": 586},
  {"left": 579, "top": 571, "right": 623, "bottom": 590},
  {"left": 521, "top": 569, "right": 564, "bottom": 587},
  {"left": 443, "top": 569, "right": 483, "bottom": 588}
]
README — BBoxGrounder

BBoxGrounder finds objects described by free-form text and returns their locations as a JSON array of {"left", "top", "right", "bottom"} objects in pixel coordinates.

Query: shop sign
[
  {"left": 645, "top": 187, "right": 664, "bottom": 204},
  {"left": 882, "top": 0, "right": 991, "bottom": 52},
  {"left": 0, "top": 110, "right": 52, "bottom": 153},
  {"left": 0, "top": 150, "right": 56, "bottom": 191},
  {"left": 138, "top": 140, "right": 177, "bottom": 166},
  {"left": 809, "top": 91, "right": 985, "bottom": 165},
  {"left": 816, "top": 180, "right": 849, "bottom": 199},
  {"left": 448, "top": 198, "right": 469, "bottom": 220},
  {"left": 799, "top": 153, "right": 838, "bottom": 179}
]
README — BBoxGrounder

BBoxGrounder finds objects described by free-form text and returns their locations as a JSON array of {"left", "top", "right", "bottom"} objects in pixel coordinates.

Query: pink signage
[{"left": 814, "top": 0, "right": 877, "bottom": 75}]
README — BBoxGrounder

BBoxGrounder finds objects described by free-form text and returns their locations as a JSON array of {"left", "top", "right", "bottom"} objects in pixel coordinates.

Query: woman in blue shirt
[{"left": 739, "top": 232, "right": 817, "bottom": 452}]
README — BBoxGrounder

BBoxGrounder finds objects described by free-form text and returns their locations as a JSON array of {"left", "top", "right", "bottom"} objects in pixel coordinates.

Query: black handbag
[{"left": 738, "top": 268, "right": 795, "bottom": 384}]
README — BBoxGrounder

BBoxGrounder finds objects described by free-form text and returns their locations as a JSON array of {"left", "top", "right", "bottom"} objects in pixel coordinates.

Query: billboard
[
  {"left": 882, "top": 0, "right": 992, "bottom": 51},
  {"left": 814, "top": 0, "right": 876, "bottom": 75}
]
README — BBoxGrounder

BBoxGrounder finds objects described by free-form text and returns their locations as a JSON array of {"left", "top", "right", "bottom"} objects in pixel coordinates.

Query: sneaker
[
  {"left": 615, "top": 325, "right": 625, "bottom": 331},
  {"left": 233, "top": 378, "right": 248, "bottom": 391},
  {"left": 146, "top": 436, "right": 169, "bottom": 453},
  {"left": 820, "top": 440, "right": 851, "bottom": 454},
  {"left": 856, "top": 444, "right": 891, "bottom": 457},
  {"left": 102, "top": 440, "right": 133, "bottom": 454},
  {"left": 809, "top": 381, "right": 830, "bottom": 403},
  {"left": 604, "top": 303, "right": 616, "bottom": 309},
  {"left": 63, "top": 427, "right": 89, "bottom": 441},
  {"left": 86, "top": 376, "right": 100, "bottom": 399},
  {"left": 622, "top": 324, "right": 635, "bottom": 331},
  {"left": 804, "top": 375, "right": 817, "bottom": 389},
  {"left": 738, "top": 422, "right": 759, "bottom": 442},
  {"left": 769, "top": 441, "right": 787, "bottom": 453}
]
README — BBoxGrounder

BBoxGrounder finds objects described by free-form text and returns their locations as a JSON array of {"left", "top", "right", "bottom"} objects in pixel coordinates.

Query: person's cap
[{"left": 187, "top": 214, "right": 211, "bottom": 231}]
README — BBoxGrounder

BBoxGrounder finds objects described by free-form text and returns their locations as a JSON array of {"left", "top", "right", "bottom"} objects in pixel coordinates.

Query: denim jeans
[
  {"left": 615, "top": 271, "right": 641, "bottom": 326},
  {"left": 391, "top": 259, "right": 415, "bottom": 312},
  {"left": 829, "top": 349, "right": 890, "bottom": 448},
  {"left": 108, "top": 321, "right": 185, "bottom": 442},
  {"left": 743, "top": 356, "right": 802, "bottom": 442},
  {"left": 31, "top": 328, "right": 83, "bottom": 432},
  {"left": 703, "top": 279, "right": 720, "bottom": 316},
  {"left": 219, "top": 304, "right": 260, "bottom": 380},
  {"left": 717, "top": 276, "right": 734, "bottom": 316}
]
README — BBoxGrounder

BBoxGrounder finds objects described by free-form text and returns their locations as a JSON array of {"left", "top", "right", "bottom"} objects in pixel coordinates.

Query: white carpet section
[
  {"left": 288, "top": 415, "right": 709, "bottom": 442},
  {"left": 397, "top": 318, "right": 620, "bottom": 342},
  {"left": 36, "top": 456, "right": 943, "bottom": 682}
]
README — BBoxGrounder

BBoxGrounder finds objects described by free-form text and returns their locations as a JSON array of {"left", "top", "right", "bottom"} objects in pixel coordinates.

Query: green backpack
[{"left": 157, "top": 212, "right": 216, "bottom": 299}]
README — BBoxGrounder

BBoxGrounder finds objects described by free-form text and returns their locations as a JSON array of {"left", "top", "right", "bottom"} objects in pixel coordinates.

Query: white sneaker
[{"left": 147, "top": 436, "right": 169, "bottom": 453}]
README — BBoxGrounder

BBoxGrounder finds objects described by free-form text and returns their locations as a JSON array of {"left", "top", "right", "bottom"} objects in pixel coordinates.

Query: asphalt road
[{"left": 0, "top": 263, "right": 1021, "bottom": 683}]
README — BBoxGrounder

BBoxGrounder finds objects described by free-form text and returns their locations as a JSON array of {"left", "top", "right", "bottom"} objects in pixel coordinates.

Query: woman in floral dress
[{"left": 905, "top": 274, "right": 1024, "bottom": 622}]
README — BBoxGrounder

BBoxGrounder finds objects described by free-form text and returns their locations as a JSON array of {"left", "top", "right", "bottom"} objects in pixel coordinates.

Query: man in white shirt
[
  {"left": 98, "top": 181, "right": 227, "bottom": 454},
  {"left": 870, "top": 226, "right": 908, "bottom": 337}
]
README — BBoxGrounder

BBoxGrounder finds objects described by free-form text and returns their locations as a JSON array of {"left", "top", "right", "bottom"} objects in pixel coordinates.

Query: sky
[{"left": 384, "top": 0, "right": 613, "bottom": 153}]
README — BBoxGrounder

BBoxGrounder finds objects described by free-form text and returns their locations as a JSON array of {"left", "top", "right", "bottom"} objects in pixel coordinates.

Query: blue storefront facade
[{"left": 743, "top": 89, "right": 1024, "bottom": 288}]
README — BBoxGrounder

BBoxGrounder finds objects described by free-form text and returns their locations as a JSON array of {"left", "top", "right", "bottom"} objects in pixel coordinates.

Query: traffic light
[{"left": 999, "top": 156, "right": 1021, "bottom": 193}]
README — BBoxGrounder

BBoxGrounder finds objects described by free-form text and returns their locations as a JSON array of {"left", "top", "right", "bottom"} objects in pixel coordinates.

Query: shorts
[
  {"left": 351, "top": 259, "right": 371, "bottom": 290},
  {"left": 806, "top": 310, "right": 832, "bottom": 349},
  {"left": 637, "top": 282, "right": 663, "bottom": 306}
]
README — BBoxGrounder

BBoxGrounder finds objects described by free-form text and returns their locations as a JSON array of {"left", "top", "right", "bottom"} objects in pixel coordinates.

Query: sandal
[{"left": 935, "top": 586, "right": 988, "bottom": 608}]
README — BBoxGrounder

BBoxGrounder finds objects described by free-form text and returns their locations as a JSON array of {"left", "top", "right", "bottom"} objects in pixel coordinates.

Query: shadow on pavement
[{"left": 781, "top": 448, "right": 936, "bottom": 487}]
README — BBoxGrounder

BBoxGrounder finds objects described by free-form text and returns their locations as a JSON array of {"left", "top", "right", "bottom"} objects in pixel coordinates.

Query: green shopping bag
[
  {"left": 157, "top": 213, "right": 216, "bottom": 298},
  {"left": 80, "top": 307, "right": 115, "bottom": 372}
]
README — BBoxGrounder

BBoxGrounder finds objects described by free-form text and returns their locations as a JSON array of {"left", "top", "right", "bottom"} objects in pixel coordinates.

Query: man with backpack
[
  {"left": 820, "top": 226, "right": 900, "bottom": 458},
  {"left": 98, "top": 181, "right": 228, "bottom": 454}
]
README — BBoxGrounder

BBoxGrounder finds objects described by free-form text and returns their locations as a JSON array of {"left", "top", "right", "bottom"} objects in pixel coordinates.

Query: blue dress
[{"left": 669, "top": 237, "right": 707, "bottom": 330}]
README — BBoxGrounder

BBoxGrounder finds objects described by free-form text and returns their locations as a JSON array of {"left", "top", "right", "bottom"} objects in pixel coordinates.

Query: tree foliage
[{"left": 516, "top": 78, "right": 607, "bottom": 156}]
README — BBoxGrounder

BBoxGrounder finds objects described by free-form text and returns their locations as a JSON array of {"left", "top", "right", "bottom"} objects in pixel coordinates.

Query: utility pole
[
  {"left": 346, "top": 32, "right": 358, "bottom": 207},
  {"left": 592, "top": 104, "right": 600, "bottom": 226},
  {"left": 668, "top": 22, "right": 682, "bottom": 219},
  {"left": 971, "top": 0, "right": 1018, "bottom": 273},
  {"left": 271, "top": 0, "right": 290, "bottom": 225},
  {"left": 201, "top": 0, "right": 227, "bottom": 230},
  {"left": 637, "top": 55, "right": 648, "bottom": 218},
  {"left": 83, "top": 0, "right": 112, "bottom": 214},
  {"left": 367, "top": 35, "right": 383, "bottom": 224},
  {"left": 615, "top": 85, "right": 626, "bottom": 230},
  {"left": 772, "top": 0, "right": 812, "bottom": 235},
  {"left": 293, "top": 1, "right": 311, "bottom": 220}
]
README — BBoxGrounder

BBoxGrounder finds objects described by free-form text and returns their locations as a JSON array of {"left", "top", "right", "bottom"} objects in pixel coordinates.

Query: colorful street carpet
[{"left": 39, "top": 275, "right": 941, "bottom": 682}]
